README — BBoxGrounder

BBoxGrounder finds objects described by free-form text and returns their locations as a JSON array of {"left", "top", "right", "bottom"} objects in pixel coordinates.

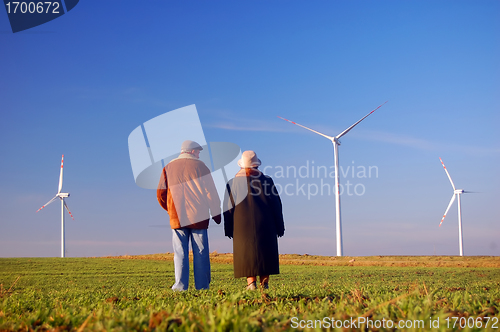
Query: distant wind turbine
[
  {"left": 438, "top": 157, "right": 474, "bottom": 257},
  {"left": 36, "top": 155, "right": 74, "bottom": 258},
  {"left": 278, "top": 101, "right": 387, "bottom": 256}
]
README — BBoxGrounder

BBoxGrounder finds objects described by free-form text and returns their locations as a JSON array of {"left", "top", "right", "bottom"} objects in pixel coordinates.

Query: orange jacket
[{"left": 157, "top": 154, "right": 221, "bottom": 229}]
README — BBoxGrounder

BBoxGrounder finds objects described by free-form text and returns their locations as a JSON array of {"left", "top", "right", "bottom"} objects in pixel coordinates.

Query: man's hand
[{"left": 212, "top": 215, "right": 222, "bottom": 224}]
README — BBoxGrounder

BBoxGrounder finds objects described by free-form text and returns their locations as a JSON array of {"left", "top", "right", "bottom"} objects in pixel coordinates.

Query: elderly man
[{"left": 157, "top": 140, "right": 221, "bottom": 290}]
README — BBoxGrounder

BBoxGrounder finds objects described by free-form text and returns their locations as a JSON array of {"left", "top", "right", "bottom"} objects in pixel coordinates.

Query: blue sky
[{"left": 1, "top": 0, "right": 499, "bottom": 257}]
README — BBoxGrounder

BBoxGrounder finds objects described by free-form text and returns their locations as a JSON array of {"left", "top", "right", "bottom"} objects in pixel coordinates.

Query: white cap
[{"left": 181, "top": 140, "right": 203, "bottom": 153}]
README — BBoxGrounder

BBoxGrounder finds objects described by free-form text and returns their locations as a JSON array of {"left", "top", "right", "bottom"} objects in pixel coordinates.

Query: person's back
[
  {"left": 157, "top": 140, "right": 221, "bottom": 291},
  {"left": 162, "top": 155, "right": 218, "bottom": 229},
  {"left": 224, "top": 151, "right": 284, "bottom": 290}
]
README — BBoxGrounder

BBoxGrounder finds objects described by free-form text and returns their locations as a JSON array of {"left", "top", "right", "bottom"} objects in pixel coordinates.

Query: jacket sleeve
[
  {"left": 269, "top": 178, "right": 285, "bottom": 237},
  {"left": 223, "top": 182, "right": 234, "bottom": 238},
  {"left": 157, "top": 167, "right": 169, "bottom": 211},
  {"left": 201, "top": 166, "right": 222, "bottom": 218}
]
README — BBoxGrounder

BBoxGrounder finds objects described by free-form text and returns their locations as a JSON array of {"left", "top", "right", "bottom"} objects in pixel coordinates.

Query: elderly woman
[{"left": 223, "top": 151, "right": 285, "bottom": 290}]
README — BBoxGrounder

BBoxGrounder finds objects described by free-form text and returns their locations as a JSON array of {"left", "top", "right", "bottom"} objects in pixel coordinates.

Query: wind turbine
[
  {"left": 36, "top": 154, "right": 74, "bottom": 258},
  {"left": 278, "top": 101, "right": 387, "bottom": 256},
  {"left": 438, "top": 157, "right": 473, "bottom": 256}
]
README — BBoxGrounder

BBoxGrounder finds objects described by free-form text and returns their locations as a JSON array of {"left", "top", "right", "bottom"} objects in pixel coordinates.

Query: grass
[
  {"left": 0, "top": 255, "right": 499, "bottom": 331},
  {"left": 105, "top": 253, "right": 500, "bottom": 268}
]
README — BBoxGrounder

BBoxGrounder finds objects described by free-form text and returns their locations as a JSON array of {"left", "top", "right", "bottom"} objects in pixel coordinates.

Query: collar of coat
[
  {"left": 171, "top": 153, "right": 199, "bottom": 162},
  {"left": 236, "top": 168, "right": 262, "bottom": 177}
]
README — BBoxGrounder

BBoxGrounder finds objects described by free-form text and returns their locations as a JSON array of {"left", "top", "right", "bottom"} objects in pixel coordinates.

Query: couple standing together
[{"left": 157, "top": 140, "right": 285, "bottom": 291}]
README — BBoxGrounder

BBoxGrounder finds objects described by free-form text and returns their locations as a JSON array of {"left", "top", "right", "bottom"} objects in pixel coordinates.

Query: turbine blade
[
  {"left": 439, "top": 194, "right": 456, "bottom": 227},
  {"left": 58, "top": 155, "right": 64, "bottom": 194},
  {"left": 463, "top": 191, "right": 479, "bottom": 193},
  {"left": 63, "top": 200, "right": 75, "bottom": 220},
  {"left": 36, "top": 196, "right": 58, "bottom": 213},
  {"left": 439, "top": 157, "right": 456, "bottom": 190},
  {"left": 336, "top": 101, "right": 388, "bottom": 139},
  {"left": 277, "top": 116, "right": 333, "bottom": 140}
]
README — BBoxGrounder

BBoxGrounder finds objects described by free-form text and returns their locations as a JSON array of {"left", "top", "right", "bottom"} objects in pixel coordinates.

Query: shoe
[
  {"left": 246, "top": 281, "right": 257, "bottom": 290},
  {"left": 262, "top": 283, "right": 269, "bottom": 289}
]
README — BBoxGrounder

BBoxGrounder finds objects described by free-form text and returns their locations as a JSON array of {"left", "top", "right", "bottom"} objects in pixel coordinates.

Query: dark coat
[{"left": 223, "top": 168, "right": 285, "bottom": 278}]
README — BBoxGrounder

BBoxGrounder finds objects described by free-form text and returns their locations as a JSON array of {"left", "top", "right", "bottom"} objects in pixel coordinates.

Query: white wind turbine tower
[
  {"left": 278, "top": 101, "right": 387, "bottom": 256},
  {"left": 438, "top": 157, "right": 473, "bottom": 257},
  {"left": 36, "top": 154, "right": 74, "bottom": 258}
]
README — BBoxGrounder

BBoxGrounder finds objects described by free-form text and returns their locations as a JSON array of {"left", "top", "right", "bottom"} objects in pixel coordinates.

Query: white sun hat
[{"left": 237, "top": 150, "right": 262, "bottom": 168}]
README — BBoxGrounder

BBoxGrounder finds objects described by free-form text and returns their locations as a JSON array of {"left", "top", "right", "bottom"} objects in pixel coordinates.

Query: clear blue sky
[{"left": 1, "top": 0, "right": 499, "bottom": 257}]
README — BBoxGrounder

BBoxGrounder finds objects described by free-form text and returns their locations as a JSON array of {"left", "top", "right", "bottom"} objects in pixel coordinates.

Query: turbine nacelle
[
  {"left": 454, "top": 189, "right": 464, "bottom": 194},
  {"left": 58, "top": 193, "right": 70, "bottom": 198}
]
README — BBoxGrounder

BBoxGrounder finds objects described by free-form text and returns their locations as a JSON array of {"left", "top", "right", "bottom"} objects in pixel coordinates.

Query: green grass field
[{"left": 1, "top": 255, "right": 499, "bottom": 331}]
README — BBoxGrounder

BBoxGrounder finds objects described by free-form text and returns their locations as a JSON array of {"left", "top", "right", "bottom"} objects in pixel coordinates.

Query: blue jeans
[{"left": 171, "top": 228, "right": 211, "bottom": 291}]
